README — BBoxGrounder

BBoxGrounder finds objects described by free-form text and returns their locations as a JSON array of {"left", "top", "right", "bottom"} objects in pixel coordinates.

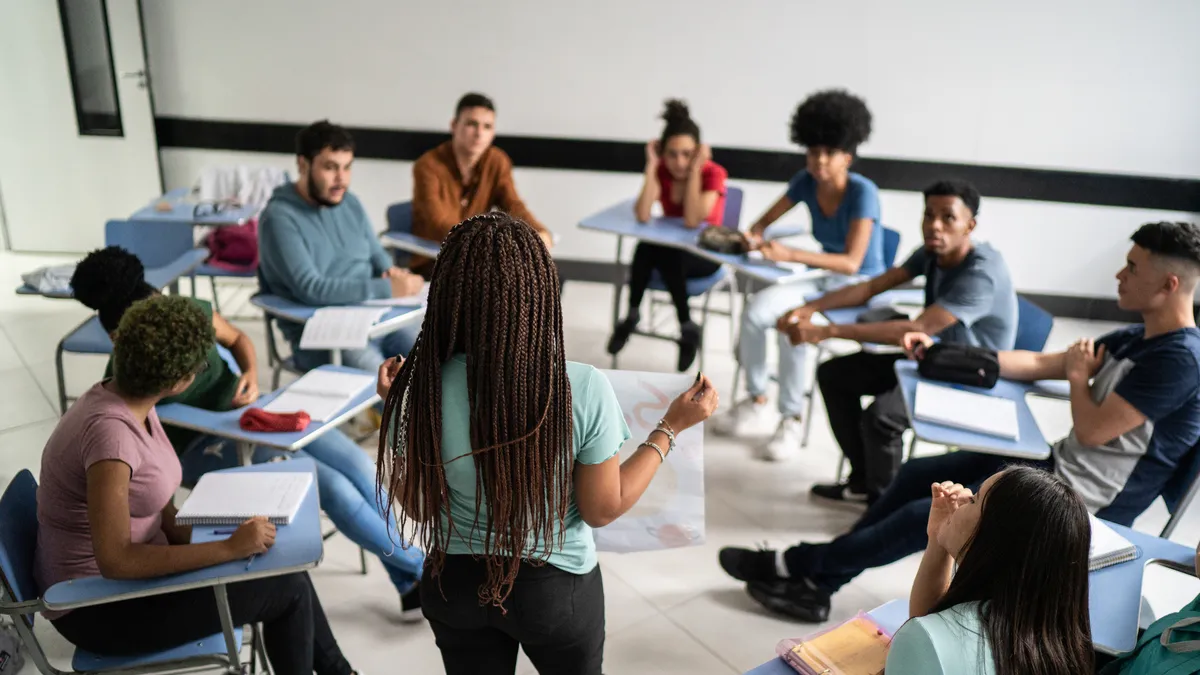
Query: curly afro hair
[
  {"left": 71, "top": 246, "right": 156, "bottom": 333},
  {"left": 789, "top": 89, "right": 872, "bottom": 154},
  {"left": 112, "top": 295, "right": 213, "bottom": 398}
]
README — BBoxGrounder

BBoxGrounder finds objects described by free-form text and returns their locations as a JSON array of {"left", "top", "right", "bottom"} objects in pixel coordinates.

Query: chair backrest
[
  {"left": 882, "top": 227, "right": 901, "bottom": 268},
  {"left": 1163, "top": 441, "right": 1200, "bottom": 514},
  {"left": 724, "top": 187, "right": 745, "bottom": 231},
  {"left": 386, "top": 202, "right": 414, "bottom": 235},
  {"left": 105, "top": 219, "right": 196, "bottom": 269},
  {"left": 1014, "top": 296, "right": 1054, "bottom": 352},
  {"left": 0, "top": 470, "right": 40, "bottom": 627}
]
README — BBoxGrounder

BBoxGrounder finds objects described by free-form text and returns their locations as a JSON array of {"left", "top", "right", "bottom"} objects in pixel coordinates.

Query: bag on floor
[
  {"left": 1100, "top": 594, "right": 1200, "bottom": 675},
  {"left": 0, "top": 619, "right": 27, "bottom": 674},
  {"left": 917, "top": 343, "right": 1000, "bottom": 389}
]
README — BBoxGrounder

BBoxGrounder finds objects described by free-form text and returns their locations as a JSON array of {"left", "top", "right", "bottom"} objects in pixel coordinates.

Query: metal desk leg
[
  {"left": 609, "top": 235, "right": 624, "bottom": 369},
  {"left": 213, "top": 583, "right": 242, "bottom": 669},
  {"left": 238, "top": 441, "right": 253, "bottom": 467},
  {"left": 331, "top": 349, "right": 342, "bottom": 367}
]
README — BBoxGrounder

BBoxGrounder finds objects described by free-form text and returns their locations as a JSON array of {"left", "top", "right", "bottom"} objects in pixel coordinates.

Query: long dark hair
[
  {"left": 932, "top": 466, "right": 1093, "bottom": 674},
  {"left": 377, "top": 213, "right": 573, "bottom": 607},
  {"left": 659, "top": 99, "right": 700, "bottom": 150}
]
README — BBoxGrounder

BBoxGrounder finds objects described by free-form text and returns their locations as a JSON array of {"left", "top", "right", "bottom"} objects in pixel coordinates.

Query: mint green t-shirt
[
  {"left": 886, "top": 602, "right": 995, "bottom": 675},
  {"left": 438, "top": 357, "right": 630, "bottom": 574}
]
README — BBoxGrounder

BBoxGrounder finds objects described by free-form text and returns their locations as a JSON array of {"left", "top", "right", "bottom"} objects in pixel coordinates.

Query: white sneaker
[
  {"left": 713, "top": 398, "right": 777, "bottom": 437},
  {"left": 760, "top": 418, "right": 804, "bottom": 461}
]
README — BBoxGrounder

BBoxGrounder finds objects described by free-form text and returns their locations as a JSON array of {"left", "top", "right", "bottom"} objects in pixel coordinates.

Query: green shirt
[
  {"left": 437, "top": 357, "right": 630, "bottom": 574},
  {"left": 105, "top": 298, "right": 241, "bottom": 453},
  {"left": 886, "top": 602, "right": 995, "bottom": 674}
]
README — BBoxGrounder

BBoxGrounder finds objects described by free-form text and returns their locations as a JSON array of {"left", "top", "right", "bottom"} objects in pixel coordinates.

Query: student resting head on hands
[
  {"left": 35, "top": 294, "right": 361, "bottom": 675},
  {"left": 375, "top": 212, "right": 719, "bottom": 675},
  {"left": 608, "top": 99, "right": 729, "bottom": 371},
  {"left": 886, "top": 466, "right": 1093, "bottom": 675}
]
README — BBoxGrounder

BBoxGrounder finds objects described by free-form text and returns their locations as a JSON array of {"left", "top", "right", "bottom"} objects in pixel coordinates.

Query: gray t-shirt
[{"left": 901, "top": 242, "right": 1017, "bottom": 351}]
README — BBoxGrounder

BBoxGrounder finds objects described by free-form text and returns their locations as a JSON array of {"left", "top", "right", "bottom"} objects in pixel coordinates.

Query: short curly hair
[
  {"left": 790, "top": 89, "right": 872, "bottom": 154},
  {"left": 112, "top": 295, "right": 213, "bottom": 397}
]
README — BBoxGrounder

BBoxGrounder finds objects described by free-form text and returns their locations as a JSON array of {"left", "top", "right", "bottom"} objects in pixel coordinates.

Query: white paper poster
[{"left": 593, "top": 370, "right": 706, "bottom": 553}]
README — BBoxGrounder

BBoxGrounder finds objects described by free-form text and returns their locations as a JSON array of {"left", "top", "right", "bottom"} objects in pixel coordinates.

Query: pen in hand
[{"left": 692, "top": 371, "right": 708, "bottom": 402}]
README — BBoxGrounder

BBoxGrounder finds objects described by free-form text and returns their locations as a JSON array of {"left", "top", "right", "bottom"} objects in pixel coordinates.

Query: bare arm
[
  {"left": 1069, "top": 389, "right": 1147, "bottom": 447},
  {"left": 573, "top": 429, "right": 672, "bottom": 528},
  {"left": 818, "top": 304, "right": 961, "bottom": 347},
  {"left": 747, "top": 193, "right": 797, "bottom": 239},
  {"left": 87, "top": 461, "right": 256, "bottom": 579},
  {"left": 159, "top": 501, "right": 192, "bottom": 545},
  {"left": 777, "top": 218, "right": 876, "bottom": 275},
  {"left": 909, "top": 545, "right": 954, "bottom": 618},
  {"left": 212, "top": 311, "right": 256, "bottom": 377},
  {"left": 634, "top": 164, "right": 660, "bottom": 223},
  {"left": 999, "top": 350, "right": 1068, "bottom": 381},
  {"left": 681, "top": 156, "right": 718, "bottom": 228}
]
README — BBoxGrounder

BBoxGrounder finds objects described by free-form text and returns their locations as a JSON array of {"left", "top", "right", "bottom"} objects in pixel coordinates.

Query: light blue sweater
[{"left": 258, "top": 184, "right": 392, "bottom": 340}]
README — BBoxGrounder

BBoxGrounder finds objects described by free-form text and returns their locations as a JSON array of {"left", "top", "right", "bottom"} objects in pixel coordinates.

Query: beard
[{"left": 308, "top": 172, "right": 343, "bottom": 207}]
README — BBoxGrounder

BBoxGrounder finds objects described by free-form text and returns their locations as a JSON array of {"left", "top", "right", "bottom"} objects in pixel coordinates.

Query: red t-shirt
[{"left": 656, "top": 161, "right": 728, "bottom": 226}]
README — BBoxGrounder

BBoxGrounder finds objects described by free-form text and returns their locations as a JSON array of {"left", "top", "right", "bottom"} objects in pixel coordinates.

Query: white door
[{"left": 0, "top": 0, "right": 161, "bottom": 253}]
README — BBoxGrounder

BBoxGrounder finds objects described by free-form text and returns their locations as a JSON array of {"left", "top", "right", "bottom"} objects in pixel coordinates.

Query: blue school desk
[
  {"left": 249, "top": 294, "right": 425, "bottom": 368},
  {"left": 380, "top": 232, "right": 442, "bottom": 260},
  {"left": 130, "top": 187, "right": 259, "bottom": 226}
]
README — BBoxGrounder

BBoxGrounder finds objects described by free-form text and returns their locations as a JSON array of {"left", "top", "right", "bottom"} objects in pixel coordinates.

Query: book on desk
[
  {"left": 175, "top": 472, "right": 313, "bottom": 526},
  {"left": 913, "top": 380, "right": 1020, "bottom": 440}
]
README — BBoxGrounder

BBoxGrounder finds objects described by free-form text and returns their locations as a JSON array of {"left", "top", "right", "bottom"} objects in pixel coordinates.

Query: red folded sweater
[{"left": 239, "top": 407, "right": 311, "bottom": 433}]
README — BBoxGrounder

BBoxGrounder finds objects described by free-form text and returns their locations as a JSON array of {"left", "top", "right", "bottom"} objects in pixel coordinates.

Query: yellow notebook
[{"left": 776, "top": 613, "right": 891, "bottom": 675}]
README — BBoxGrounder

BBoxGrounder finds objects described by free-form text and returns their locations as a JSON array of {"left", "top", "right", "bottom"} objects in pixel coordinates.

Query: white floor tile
[{"left": 0, "top": 366, "right": 56, "bottom": 432}]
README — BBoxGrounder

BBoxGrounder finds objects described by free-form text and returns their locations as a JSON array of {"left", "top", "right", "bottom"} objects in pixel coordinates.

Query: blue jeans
[
  {"left": 783, "top": 451, "right": 1048, "bottom": 593},
  {"left": 289, "top": 325, "right": 419, "bottom": 372},
  {"left": 180, "top": 430, "right": 425, "bottom": 595}
]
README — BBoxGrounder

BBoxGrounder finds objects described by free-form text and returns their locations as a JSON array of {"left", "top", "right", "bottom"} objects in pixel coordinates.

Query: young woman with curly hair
[
  {"left": 34, "top": 295, "right": 363, "bottom": 675},
  {"left": 715, "top": 89, "right": 886, "bottom": 462}
]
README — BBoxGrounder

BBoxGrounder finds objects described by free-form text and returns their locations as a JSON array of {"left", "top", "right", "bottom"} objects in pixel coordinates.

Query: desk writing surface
[
  {"left": 16, "top": 248, "right": 209, "bottom": 299},
  {"left": 380, "top": 232, "right": 441, "bottom": 259},
  {"left": 130, "top": 187, "right": 259, "bottom": 226},
  {"left": 249, "top": 294, "right": 425, "bottom": 340}
]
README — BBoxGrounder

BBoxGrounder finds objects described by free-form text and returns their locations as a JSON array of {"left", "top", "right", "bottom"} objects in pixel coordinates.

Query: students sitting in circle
[
  {"left": 607, "top": 99, "right": 729, "bottom": 371},
  {"left": 886, "top": 467, "right": 1093, "bottom": 675},
  {"left": 411, "top": 92, "right": 553, "bottom": 276},
  {"left": 259, "top": 120, "right": 425, "bottom": 371},
  {"left": 375, "top": 213, "right": 719, "bottom": 675},
  {"left": 34, "top": 294, "right": 362, "bottom": 675},
  {"left": 719, "top": 222, "right": 1200, "bottom": 623},
  {"left": 715, "top": 89, "right": 885, "bottom": 458},
  {"left": 70, "top": 246, "right": 425, "bottom": 621}
]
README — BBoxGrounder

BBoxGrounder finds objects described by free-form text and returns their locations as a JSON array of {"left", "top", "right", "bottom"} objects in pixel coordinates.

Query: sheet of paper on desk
[
  {"left": 593, "top": 370, "right": 705, "bottom": 553},
  {"left": 914, "top": 380, "right": 1019, "bottom": 440},
  {"left": 263, "top": 369, "right": 375, "bottom": 422},
  {"left": 363, "top": 282, "right": 430, "bottom": 308},
  {"left": 298, "top": 307, "right": 387, "bottom": 350}
]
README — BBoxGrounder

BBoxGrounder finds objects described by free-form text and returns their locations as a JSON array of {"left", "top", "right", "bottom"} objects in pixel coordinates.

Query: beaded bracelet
[{"left": 640, "top": 441, "right": 667, "bottom": 463}]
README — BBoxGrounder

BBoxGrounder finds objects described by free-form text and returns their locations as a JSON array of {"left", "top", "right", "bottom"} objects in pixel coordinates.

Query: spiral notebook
[
  {"left": 175, "top": 472, "right": 313, "bottom": 526},
  {"left": 1089, "top": 514, "right": 1139, "bottom": 571}
]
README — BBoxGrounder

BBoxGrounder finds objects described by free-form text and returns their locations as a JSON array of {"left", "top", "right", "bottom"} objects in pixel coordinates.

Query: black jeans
[
  {"left": 52, "top": 572, "right": 351, "bottom": 675},
  {"left": 816, "top": 352, "right": 910, "bottom": 498},
  {"left": 626, "top": 242, "right": 722, "bottom": 326},
  {"left": 783, "top": 450, "right": 1051, "bottom": 593},
  {"left": 422, "top": 556, "right": 606, "bottom": 675}
]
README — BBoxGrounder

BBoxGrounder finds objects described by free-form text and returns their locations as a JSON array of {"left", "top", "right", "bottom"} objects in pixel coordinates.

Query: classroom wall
[{"left": 140, "top": 0, "right": 1200, "bottom": 304}]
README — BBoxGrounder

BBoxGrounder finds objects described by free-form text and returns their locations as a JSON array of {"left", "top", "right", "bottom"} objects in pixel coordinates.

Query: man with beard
[{"left": 259, "top": 120, "right": 424, "bottom": 371}]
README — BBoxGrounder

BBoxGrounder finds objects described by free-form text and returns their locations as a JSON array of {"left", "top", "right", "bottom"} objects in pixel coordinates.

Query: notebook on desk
[
  {"left": 913, "top": 380, "right": 1019, "bottom": 440},
  {"left": 175, "top": 472, "right": 313, "bottom": 526},
  {"left": 1089, "top": 515, "right": 1139, "bottom": 571},
  {"left": 262, "top": 369, "right": 375, "bottom": 422}
]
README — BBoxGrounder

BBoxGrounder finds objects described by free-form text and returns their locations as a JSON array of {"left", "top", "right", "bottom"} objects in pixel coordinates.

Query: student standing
[
  {"left": 715, "top": 90, "right": 885, "bottom": 460},
  {"left": 607, "top": 99, "right": 729, "bottom": 371},
  {"left": 376, "top": 213, "right": 718, "bottom": 675}
]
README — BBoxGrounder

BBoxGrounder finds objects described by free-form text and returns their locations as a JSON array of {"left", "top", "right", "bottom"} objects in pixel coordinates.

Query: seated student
[
  {"left": 35, "top": 295, "right": 361, "bottom": 675},
  {"left": 375, "top": 213, "right": 718, "bottom": 675},
  {"left": 410, "top": 92, "right": 553, "bottom": 276},
  {"left": 259, "top": 119, "right": 425, "bottom": 371},
  {"left": 715, "top": 89, "right": 885, "bottom": 458},
  {"left": 886, "top": 468, "right": 1093, "bottom": 675},
  {"left": 797, "top": 179, "right": 1014, "bottom": 501},
  {"left": 70, "top": 246, "right": 426, "bottom": 621},
  {"left": 607, "top": 100, "right": 728, "bottom": 371},
  {"left": 718, "top": 221, "right": 1200, "bottom": 622}
]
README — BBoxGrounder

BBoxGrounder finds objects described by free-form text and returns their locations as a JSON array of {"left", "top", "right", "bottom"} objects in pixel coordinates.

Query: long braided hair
[{"left": 377, "top": 213, "right": 573, "bottom": 607}]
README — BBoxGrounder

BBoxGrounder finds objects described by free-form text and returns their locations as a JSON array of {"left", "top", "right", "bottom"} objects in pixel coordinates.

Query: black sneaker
[
  {"left": 718, "top": 546, "right": 782, "bottom": 583},
  {"left": 399, "top": 584, "right": 424, "bottom": 623},
  {"left": 747, "top": 579, "right": 831, "bottom": 622},
  {"left": 607, "top": 315, "right": 640, "bottom": 355},
  {"left": 677, "top": 321, "right": 702, "bottom": 372},
  {"left": 810, "top": 482, "right": 870, "bottom": 504}
]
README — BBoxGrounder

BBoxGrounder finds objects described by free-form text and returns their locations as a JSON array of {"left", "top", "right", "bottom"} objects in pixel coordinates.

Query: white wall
[{"left": 142, "top": 0, "right": 1200, "bottom": 299}]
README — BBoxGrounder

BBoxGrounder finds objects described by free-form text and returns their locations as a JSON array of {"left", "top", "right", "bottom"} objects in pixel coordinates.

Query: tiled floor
[{"left": 2, "top": 250, "right": 1197, "bottom": 674}]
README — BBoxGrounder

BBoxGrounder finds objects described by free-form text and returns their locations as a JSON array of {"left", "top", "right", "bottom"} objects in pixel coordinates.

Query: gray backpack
[{"left": 0, "top": 619, "right": 25, "bottom": 674}]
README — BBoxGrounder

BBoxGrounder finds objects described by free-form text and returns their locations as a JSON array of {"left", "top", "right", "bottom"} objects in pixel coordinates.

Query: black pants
[
  {"left": 626, "top": 243, "right": 722, "bottom": 326},
  {"left": 784, "top": 450, "right": 1052, "bottom": 592},
  {"left": 816, "top": 352, "right": 909, "bottom": 498},
  {"left": 422, "top": 556, "right": 606, "bottom": 675},
  {"left": 52, "top": 572, "right": 351, "bottom": 675}
]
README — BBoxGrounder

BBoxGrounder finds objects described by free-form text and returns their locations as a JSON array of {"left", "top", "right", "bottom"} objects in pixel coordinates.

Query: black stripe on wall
[{"left": 156, "top": 116, "right": 1200, "bottom": 213}]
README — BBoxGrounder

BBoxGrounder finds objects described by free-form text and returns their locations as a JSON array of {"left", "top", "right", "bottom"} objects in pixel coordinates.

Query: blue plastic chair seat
[
  {"left": 72, "top": 628, "right": 243, "bottom": 671},
  {"left": 647, "top": 267, "right": 731, "bottom": 296},
  {"left": 62, "top": 317, "right": 113, "bottom": 355},
  {"left": 195, "top": 262, "right": 257, "bottom": 279}
]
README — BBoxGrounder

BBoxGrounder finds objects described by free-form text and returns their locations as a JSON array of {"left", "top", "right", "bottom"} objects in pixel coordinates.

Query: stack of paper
[
  {"left": 298, "top": 307, "right": 387, "bottom": 350},
  {"left": 1089, "top": 515, "right": 1139, "bottom": 571},
  {"left": 262, "top": 369, "right": 375, "bottom": 422},
  {"left": 913, "top": 381, "right": 1019, "bottom": 440}
]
